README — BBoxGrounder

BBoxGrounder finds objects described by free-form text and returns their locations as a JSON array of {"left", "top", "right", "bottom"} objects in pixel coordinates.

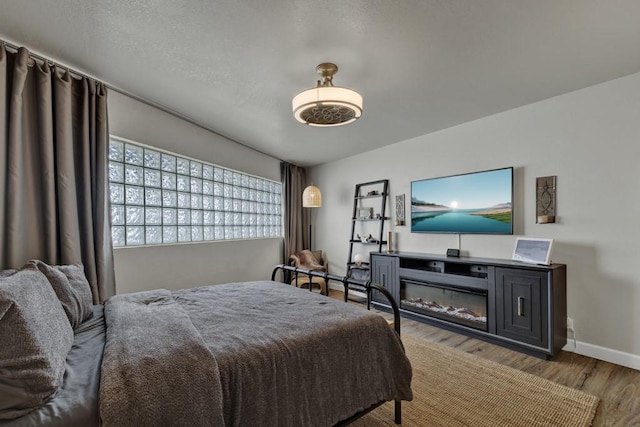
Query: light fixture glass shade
[
  {"left": 292, "top": 86, "right": 363, "bottom": 127},
  {"left": 302, "top": 185, "right": 322, "bottom": 208}
]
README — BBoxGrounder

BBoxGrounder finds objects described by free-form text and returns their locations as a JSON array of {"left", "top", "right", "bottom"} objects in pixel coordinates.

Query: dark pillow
[
  {"left": 0, "top": 264, "right": 74, "bottom": 419},
  {"left": 27, "top": 260, "right": 93, "bottom": 329}
]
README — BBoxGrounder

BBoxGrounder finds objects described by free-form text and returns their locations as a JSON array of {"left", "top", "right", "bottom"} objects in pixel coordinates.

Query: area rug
[{"left": 352, "top": 335, "right": 599, "bottom": 427}]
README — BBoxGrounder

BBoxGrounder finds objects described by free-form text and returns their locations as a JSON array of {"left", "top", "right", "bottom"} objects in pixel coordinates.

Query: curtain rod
[{"left": 1, "top": 39, "right": 279, "bottom": 162}]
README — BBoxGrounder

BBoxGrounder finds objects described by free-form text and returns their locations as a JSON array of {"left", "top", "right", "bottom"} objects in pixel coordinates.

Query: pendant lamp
[{"left": 302, "top": 185, "right": 322, "bottom": 208}]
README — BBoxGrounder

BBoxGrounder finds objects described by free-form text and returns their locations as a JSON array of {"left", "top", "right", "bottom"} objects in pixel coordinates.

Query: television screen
[{"left": 411, "top": 167, "right": 513, "bottom": 234}]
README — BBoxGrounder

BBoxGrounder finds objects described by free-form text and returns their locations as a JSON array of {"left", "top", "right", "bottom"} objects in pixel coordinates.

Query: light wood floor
[{"left": 327, "top": 290, "right": 640, "bottom": 426}]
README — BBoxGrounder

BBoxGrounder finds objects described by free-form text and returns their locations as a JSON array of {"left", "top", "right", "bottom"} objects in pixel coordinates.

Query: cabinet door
[
  {"left": 370, "top": 255, "right": 399, "bottom": 305},
  {"left": 495, "top": 268, "right": 549, "bottom": 349}
]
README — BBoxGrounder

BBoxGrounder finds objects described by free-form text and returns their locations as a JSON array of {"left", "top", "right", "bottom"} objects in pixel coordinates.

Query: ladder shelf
[{"left": 347, "top": 179, "right": 389, "bottom": 281}]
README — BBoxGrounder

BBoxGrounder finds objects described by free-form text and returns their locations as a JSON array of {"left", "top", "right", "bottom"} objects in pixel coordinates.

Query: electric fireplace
[{"left": 400, "top": 279, "right": 488, "bottom": 331}]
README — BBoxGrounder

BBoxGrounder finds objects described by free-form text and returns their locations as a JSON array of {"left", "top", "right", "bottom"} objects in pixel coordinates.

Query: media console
[{"left": 370, "top": 251, "right": 566, "bottom": 359}]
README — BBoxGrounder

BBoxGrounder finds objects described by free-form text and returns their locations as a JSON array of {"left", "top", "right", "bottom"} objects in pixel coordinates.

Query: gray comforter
[{"left": 99, "top": 281, "right": 413, "bottom": 427}]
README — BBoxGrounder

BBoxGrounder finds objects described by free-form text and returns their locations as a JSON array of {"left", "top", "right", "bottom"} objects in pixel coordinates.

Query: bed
[{"left": 0, "top": 262, "right": 412, "bottom": 426}]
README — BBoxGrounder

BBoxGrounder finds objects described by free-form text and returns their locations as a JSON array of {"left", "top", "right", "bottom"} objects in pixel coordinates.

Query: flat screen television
[{"left": 411, "top": 167, "right": 513, "bottom": 234}]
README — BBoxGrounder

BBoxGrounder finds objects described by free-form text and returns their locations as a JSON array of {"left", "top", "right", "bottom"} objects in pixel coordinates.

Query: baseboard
[{"left": 563, "top": 339, "right": 640, "bottom": 371}]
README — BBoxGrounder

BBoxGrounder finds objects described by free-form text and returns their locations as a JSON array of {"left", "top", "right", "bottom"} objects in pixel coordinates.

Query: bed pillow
[
  {"left": 0, "top": 264, "right": 74, "bottom": 419},
  {"left": 27, "top": 260, "right": 93, "bottom": 329}
]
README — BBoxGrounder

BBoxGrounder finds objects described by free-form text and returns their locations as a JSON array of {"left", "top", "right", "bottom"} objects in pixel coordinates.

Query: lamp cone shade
[{"left": 302, "top": 185, "right": 322, "bottom": 208}]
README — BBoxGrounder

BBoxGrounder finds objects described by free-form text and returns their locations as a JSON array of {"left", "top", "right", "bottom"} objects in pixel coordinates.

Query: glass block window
[{"left": 108, "top": 137, "right": 282, "bottom": 247}]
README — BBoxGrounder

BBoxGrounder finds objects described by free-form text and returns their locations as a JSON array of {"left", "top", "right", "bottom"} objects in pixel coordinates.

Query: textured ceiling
[{"left": 2, "top": 1, "right": 640, "bottom": 166}]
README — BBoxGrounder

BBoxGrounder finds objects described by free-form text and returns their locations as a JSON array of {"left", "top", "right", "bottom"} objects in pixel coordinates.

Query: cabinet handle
[
  {"left": 381, "top": 273, "right": 386, "bottom": 286},
  {"left": 517, "top": 297, "right": 524, "bottom": 317}
]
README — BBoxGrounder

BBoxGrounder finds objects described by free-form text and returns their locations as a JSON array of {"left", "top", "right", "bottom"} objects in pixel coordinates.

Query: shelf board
[
  {"left": 352, "top": 217, "right": 390, "bottom": 222},
  {"left": 355, "top": 193, "right": 386, "bottom": 200},
  {"left": 347, "top": 262, "right": 370, "bottom": 268},
  {"left": 350, "top": 239, "right": 387, "bottom": 245}
]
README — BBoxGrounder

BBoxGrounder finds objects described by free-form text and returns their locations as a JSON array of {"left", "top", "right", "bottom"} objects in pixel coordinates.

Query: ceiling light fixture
[{"left": 292, "top": 63, "right": 363, "bottom": 127}]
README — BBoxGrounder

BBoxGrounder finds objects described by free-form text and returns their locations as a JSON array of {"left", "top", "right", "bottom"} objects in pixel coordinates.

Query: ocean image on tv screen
[{"left": 411, "top": 168, "right": 513, "bottom": 234}]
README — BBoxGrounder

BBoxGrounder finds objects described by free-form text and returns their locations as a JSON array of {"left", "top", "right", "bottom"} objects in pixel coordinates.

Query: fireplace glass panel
[{"left": 401, "top": 280, "right": 488, "bottom": 330}]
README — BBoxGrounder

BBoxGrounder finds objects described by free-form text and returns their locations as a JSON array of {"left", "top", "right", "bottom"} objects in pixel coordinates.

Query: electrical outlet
[{"left": 566, "top": 317, "right": 574, "bottom": 330}]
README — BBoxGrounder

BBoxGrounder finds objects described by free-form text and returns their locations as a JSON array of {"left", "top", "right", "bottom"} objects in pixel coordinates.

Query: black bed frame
[{"left": 271, "top": 264, "right": 403, "bottom": 426}]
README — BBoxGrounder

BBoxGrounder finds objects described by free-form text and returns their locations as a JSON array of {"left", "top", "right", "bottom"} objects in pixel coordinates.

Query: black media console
[{"left": 370, "top": 251, "right": 566, "bottom": 359}]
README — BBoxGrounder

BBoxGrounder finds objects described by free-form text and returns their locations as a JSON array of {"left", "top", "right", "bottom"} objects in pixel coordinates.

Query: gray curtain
[
  {"left": 280, "top": 162, "right": 307, "bottom": 263},
  {"left": 0, "top": 45, "right": 115, "bottom": 303}
]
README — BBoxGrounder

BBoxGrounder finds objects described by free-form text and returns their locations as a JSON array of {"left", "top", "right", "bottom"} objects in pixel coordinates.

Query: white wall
[
  {"left": 310, "top": 72, "right": 640, "bottom": 364},
  {"left": 108, "top": 91, "right": 283, "bottom": 293}
]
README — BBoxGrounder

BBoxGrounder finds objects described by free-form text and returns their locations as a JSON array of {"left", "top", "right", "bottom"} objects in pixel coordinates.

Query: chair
[{"left": 289, "top": 250, "right": 328, "bottom": 295}]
